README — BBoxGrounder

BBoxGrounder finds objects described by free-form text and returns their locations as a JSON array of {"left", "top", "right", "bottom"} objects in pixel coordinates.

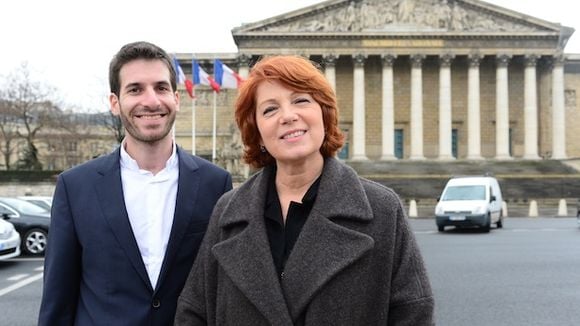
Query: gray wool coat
[{"left": 175, "top": 158, "right": 434, "bottom": 325}]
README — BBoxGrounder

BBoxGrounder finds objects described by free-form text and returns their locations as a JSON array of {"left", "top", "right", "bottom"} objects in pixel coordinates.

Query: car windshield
[
  {"left": 442, "top": 185, "right": 486, "bottom": 201},
  {"left": 1, "top": 198, "right": 49, "bottom": 215}
]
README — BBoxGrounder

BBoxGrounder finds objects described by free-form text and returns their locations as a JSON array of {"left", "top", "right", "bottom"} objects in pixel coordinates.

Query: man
[{"left": 38, "top": 41, "right": 232, "bottom": 325}]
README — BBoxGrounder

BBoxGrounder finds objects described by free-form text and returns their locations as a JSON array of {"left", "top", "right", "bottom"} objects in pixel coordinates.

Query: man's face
[{"left": 109, "top": 59, "right": 179, "bottom": 144}]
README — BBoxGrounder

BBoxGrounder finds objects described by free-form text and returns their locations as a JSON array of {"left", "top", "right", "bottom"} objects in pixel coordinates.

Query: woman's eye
[
  {"left": 295, "top": 97, "right": 311, "bottom": 104},
  {"left": 263, "top": 106, "right": 277, "bottom": 116}
]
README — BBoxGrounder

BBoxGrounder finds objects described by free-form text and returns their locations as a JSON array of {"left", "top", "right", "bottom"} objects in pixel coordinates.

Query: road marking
[
  {"left": 414, "top": 230, "right": 438, "bottom": 234},
  {"left": 7, "top": 274, "right": 29, "bottom": 281},
  {"left": 0, "top": 273, "right": 43, "bottom": 297},
  {"left": 34, "top": 266, "right": 44, "bottom": 272},
  {"left": 9, "top": 257, "right": 44, "bottom": 262}
]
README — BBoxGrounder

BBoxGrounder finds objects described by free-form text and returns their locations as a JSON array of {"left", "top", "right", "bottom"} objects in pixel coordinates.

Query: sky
[{"left": 1, "top": 0, "right": 578, "bottom": 112}]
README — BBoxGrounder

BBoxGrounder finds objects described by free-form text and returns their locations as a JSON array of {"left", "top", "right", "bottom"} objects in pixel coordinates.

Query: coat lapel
[
  {"left": 211, "top": 167, "right": 294, "bottom": 326},
  {"left": 155, "top": 148, "right": 200, "bottom": 291},
  {"left": 94, "top": 148, "right": 152, "bottom": 291},
  {"left": 281, "top": 158, "right": 375, "bottom": 321}
]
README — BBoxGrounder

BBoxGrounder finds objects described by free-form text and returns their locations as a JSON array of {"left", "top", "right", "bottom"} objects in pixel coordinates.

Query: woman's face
[{"left": 254, "top": 80, "right": 325, "bottom": 166}]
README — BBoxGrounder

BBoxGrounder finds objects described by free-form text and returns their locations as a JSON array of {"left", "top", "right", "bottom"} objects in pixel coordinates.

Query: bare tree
[
  {"left": 0, "top": 100, "right": 20, "bottom": 170},
  {"left": 0, "top": 63, "right": 59, "bottom": 170},
  {"left": 102, "top": 111, "right": 124, "bottom": 144}
]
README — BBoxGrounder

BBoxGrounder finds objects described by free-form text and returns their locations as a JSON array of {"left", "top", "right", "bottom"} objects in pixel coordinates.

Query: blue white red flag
[
  {"left": 172, "top": 56, "right": 194, "bottom": 98},
  {"left": 192, "top": 59, "right": 220, "bottom": 92},
  {"left": 214, "top": 59, "right": 243, "bottom": 89}
]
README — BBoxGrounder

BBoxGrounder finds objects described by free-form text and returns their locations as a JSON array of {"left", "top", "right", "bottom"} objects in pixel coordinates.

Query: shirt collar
[{"left": 120, "top": 141, "right": 178, "bottom": 174}]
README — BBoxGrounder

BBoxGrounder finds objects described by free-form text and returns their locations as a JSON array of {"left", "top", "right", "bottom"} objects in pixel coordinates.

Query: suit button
[{"left": 152, "top": 299, "right": 161, "bottom": 308}]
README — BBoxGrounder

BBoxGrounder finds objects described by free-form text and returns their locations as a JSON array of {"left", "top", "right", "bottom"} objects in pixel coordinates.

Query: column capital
[
  {"left": 496, "top": 54, "right": 512, "bottom": 67},
  {"left": 353, "top": 54, "right": 367, "bottom": 67},
  {"left": 439, "top": 53, "right": 455, "bottom": 67},
  {"left": 323, "top": 54, "right": 338, "bottom": 67},
  {"left": 381, "top": 54, "right": 397, "bottom": 67},
  {"left": 468, "top": 53, "right": 483, "bottom": 67},
  {"left": 524, "top": 54, "right": 539, "bottom": 67},
  {"left": 550, "top": 53, "right": 566, "bottom": 67},
  {"left": 410, "top": 54, "right": 426, "bottom": 68},
  {"left": 237, "top": 53, "right": 251, "bottom": 67}
]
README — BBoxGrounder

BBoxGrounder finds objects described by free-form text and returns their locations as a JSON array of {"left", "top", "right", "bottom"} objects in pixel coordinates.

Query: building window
[
  {"left": 66, "top": 141, "right": 78, "bottom": 152},
  {"left": 338, "top": 128, "right": 349, "bottom": 160},
  {"left": 565, "top": 89, "right": 576, "bottom": 108},
  {"left": 452, "top": 129, "right": 458, "bottom": 158},
  {"left": 509, "top": 128, "right": 513, "bottom": 157},
  {"left": 395, "top": 129, "right": 404, "bottom": 159}
]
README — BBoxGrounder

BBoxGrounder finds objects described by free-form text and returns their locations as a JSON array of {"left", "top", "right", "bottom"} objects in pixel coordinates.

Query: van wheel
[
  {"left": 482, "top": 214, "right": 491, "bottom": 233},
  {"left": 438, "top": 225, "right": 445, "bottom": 232},
  {"left": 497, "top": 216, "right": 503, "bottom": 228}
]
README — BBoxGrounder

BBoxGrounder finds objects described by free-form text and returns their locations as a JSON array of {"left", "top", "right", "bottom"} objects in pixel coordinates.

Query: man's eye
[{"left": 128, "top": 88, "right": 140, "bottom": 94}]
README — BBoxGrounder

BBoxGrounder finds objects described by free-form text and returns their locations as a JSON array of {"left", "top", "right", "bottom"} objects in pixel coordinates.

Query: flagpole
[
  {"left": 191, "top": 97, "right": 196, "bottom": 155},
  {"left": 212, "top": 91, "right": 217, "bottom": 162}
]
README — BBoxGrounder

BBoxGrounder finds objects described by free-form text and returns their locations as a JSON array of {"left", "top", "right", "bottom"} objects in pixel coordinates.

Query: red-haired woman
[{"left": 175, "top": 55, "right": 434, "bottom": 325}]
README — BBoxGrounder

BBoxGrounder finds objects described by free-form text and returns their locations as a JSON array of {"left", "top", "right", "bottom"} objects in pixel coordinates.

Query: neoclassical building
[{"left": 174, "top": 0, "right": 579, "bottom": 167}]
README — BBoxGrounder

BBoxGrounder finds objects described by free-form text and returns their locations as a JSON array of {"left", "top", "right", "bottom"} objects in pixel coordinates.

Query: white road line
[
  {"left": 0, "top": 273, "right": 43, "bottom": 297},
  {"left": 34, "top": 266, "right": 44, "bottom": 272},
  {"left": 7, "top": 274, "right": 29, "bottom": 281},
  {"left": 9, "top": 257, "right": 44, "bottom": 262}
]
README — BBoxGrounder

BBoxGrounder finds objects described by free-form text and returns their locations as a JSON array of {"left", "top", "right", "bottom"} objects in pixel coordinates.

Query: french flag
[
  {"left": 214, "top": 59, "right": 243, "bottom": 89},
  {"left": 172, "top": 56, "right": 194, "bottom": 98},
  {"left": 192, "top": 59, "right": 220, "bottom": 92}
]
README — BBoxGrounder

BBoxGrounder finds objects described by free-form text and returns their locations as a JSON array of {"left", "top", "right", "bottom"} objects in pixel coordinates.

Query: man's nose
[{"left": 141, "top": 87, "right": 162, "bottom": 107}]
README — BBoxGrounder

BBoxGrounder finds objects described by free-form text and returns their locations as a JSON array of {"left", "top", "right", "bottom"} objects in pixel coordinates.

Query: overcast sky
[{"left": 1, "top": 0, "right": 578, "bottom": 111}]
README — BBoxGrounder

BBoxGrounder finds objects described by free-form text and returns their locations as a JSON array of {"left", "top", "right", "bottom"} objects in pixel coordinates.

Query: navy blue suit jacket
[{"left": 38, "top": 147, "right": 232, "bottom": 325}]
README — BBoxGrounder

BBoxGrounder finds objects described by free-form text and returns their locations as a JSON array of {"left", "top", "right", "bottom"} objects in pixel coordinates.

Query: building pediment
[{"left": 233, "top": 0, "right": 568, "bottom": 35}]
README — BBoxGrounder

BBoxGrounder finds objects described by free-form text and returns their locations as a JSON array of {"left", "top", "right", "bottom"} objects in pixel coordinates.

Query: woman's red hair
[{"left": 235, "top": 55, "right": 345, "bottom": 168}]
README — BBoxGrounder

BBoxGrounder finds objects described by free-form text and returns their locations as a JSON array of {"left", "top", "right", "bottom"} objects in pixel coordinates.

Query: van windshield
[{"left": 442, "top": 185, "right": 486, "bottom": 201}]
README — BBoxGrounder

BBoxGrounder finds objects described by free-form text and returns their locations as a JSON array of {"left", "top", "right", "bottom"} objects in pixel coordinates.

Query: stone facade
[{"left": 172, "top": 0, "right": 579, "bottom": 168}]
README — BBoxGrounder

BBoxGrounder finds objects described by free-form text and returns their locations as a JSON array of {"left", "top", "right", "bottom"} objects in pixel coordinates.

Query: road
[
  {"left": 1, "top": 217, "right": 579, "bottom": 325},
  {"left": 413, "top": 217, "right": 580, "bottom": 326}
]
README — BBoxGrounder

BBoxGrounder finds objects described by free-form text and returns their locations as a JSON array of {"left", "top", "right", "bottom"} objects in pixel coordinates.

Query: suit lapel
[
  {"left": 156, "top": 149, "right": 200, "bottom": 291},
  {"left": 281, "top": 158, "right": 375, "bottom": 320},
  {"left": 212, "top": 168, "right": 294, "bottom": 326},
  {"left": 94, "top": 148, "right": 152, "bottom": 291}
]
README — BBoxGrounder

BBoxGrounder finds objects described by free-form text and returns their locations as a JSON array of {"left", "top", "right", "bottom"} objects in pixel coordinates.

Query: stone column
[
  {"left": 410, "top": 54, "right": 426, "bottom": 160},
  {"left": 551, "top": 54, "right": 567, "bottom": 159},
  {"left": 438, "top": 54, "right": 455, "bottom": 160},
  {"left": 381, "top": 54, "right": 397, "bottom": 160},
  {"left": 467, "top": 54, "right": 483, "bottom": 160},
  {"left": 523, "top": 55, "right": 540, "bottom": 159},
  {"left": 238, "top": 54, "right": 252, "bottom": 177},
  {"left": 323, "top": 54, "right": 337, "bottom": 92},
  {"left": 495, "top": 54, "right": 512, "bottom": 159},
  {"left": 237, "top": 53, "right": 251, "bottom": 78},
  {"left": 351, "top": 54, "right": 368, "bottom": 160}
]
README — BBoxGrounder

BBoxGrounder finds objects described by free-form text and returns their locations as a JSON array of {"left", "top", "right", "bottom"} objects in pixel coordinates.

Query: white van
[{"left": 435, "top": 176, "right": 504, "bottom": 232}]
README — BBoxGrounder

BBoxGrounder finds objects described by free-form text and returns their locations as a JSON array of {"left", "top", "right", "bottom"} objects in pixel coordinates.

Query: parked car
[
  {"left": 18, "top": 196, "right": 53, "bottom": 211},
  {"left": 0, "top": 218, "right": 21, "bottom": 260},
  {"left": 0, "top": 197, "right": 50, "bottom": 255},
  {"left": 435, "top": 176, "right": 504, "bottom": 233}
]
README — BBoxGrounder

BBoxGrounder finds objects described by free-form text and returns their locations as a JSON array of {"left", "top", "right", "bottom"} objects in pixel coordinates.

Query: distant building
[{"left": 174, "top": 0, "right": 579, "bottom": 164}]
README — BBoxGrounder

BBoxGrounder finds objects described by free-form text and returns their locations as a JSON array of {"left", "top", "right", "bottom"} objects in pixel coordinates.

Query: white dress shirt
[{"left": 119, "top": 143, "right": 178, "bottom": 289}]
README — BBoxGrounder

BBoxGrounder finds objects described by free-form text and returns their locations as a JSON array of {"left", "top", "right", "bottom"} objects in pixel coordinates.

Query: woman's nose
[{"left": 280, "top": 105, "right": 298, "bottom": 124}]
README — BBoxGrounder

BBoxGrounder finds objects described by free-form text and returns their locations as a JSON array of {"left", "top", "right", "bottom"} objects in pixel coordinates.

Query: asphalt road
[
  {"left": 1, "top": 217, "right": 579, "bottom": 325},
  {"left": 412, "top": 217, "right": 580, "bottom": 326}
]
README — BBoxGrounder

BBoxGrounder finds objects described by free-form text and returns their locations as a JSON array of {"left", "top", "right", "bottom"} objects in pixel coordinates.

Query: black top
[{"left": 265, "top": 171, "right": 321, "bottom": 278}]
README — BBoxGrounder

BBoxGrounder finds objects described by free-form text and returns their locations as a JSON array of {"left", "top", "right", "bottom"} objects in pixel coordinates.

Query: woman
[{"left": 175, "top": 55, "right": 434, "bottom": 325}]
